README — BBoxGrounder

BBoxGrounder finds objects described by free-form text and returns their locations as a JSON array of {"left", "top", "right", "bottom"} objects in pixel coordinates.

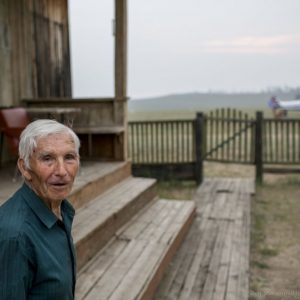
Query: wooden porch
[
  {"left": 154, "top": 177, "right": 255, "bottom": 300},
  {"left": 0, "top": 162, "right": 196, "bottom": 299},
  {"left": 0, "top": 162, "right": 254, "bottom": 299}
]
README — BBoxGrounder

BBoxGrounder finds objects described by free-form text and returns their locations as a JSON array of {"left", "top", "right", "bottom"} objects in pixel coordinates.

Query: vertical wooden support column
[
  {"left": 115, "top": 0, "right": 127, "bottom": 100},
  {"left": 255, "top": 111, "right": 263, "bottom": 184},
  {"left": 114, "top": 0, "right": 127, "bottom": 160},
  {"left": 195, "top": 112, "right": 204, "bottom": 185}
]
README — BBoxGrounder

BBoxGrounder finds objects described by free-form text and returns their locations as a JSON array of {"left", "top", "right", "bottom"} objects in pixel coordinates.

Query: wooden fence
[
  {"left": 202, "top": 109, "right": 255, "bottom": 164},
  {"left": 128, "top": 120, "right": 197, "bottom": 180},
  {"left": 128, "top": 108, "right": 300, "bottom": 183},
  {"left": 263, "top": 118, "right": 300, "bottom": 164}
]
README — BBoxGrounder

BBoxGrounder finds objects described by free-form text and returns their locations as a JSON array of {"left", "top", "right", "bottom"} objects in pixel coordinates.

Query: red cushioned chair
[{"left": 0, "top": 108, "right": 30, "bottom": 178}]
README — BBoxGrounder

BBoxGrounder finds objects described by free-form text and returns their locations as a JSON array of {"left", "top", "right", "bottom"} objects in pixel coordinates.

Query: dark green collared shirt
[{"left": 0, "top": 183, "right": 76, "bottom": 300}]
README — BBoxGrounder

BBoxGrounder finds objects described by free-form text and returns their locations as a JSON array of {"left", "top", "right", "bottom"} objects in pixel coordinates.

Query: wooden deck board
[
  {"left": 76, "top": 239, "right": 128, "bottom": 299},
  {"left": 76, "top": 199, "right": 196, "bottom": 300},
  {"left": 0, "top": 161, "right": 130, "bottom": 207},
  {"left": 73, "top": 177, "right": 156, "bottom": 242},
  {"left": 84, "top": 239, "right": 148, "bottom": 300},
  {"left": 154, "top": 219, "right": 203, "bottom": 299},
  {"left": 154, "top": 177, "right": 254, "bottom": 300},
  {"left": 73, "top": 176, "right": 157, "bottom": 270},
  {"left": 177, "top": 218, "right": 217, "bottom": 300},
  {"left": 108, "top": 241, "right": 165, "bottom": 300},
  {"left": 71, "top": 161, "right": 132, "bottom": 209}
]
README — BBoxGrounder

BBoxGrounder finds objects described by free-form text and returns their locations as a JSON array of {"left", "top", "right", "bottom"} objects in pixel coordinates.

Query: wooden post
[
  {"left": 114, "top": 0, "right": 127, "bottom": 100},
  {"left": 255, "top": 111, "right": 263, "bottom": 184},
  {"left": 195, "top": 112, "right": 204, "bottom": 185},
  {"left": 114, "top": 0, "right": 127, "bottom": 160}
]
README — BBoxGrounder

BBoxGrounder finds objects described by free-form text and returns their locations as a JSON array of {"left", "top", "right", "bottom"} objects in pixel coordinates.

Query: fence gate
[{"left": 203, "top": 108, "right": 256, "bottom": 164}]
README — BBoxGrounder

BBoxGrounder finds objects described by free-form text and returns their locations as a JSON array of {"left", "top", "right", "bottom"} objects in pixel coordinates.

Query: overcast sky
[{"left": 69, "top": 0, "right": 300, "bottom": 98}]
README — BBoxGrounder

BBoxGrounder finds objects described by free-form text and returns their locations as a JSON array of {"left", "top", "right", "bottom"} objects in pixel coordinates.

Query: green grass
[
  {"left": 252, "top": 260, "right": 269, "bottom": 269},
  {"left": 259, "top": 247, "right": 279, "bottom": 257},
  {"left": 157, "top": 180, "right": 197, "bottom": 200},
  {"left": 250, "top": 175, "right": 300, "bottom": 295},
  {"left": 128, "top": 108, "right": 272, "bottom": 122}
]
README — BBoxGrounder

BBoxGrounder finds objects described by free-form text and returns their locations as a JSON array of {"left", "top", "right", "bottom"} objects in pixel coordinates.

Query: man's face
[{"left": 19, "top": 133, "right": 79, "bottom": 206}]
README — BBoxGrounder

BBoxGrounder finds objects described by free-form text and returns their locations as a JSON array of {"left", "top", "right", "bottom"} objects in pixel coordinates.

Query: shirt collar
[{"left": 21, "top": 183, "right": 75, "bottom": 229}]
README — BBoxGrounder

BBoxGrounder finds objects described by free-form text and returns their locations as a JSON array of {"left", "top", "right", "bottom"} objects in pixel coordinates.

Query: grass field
[
  {"left": 128, "top": 108, "right": 300, "bottom": 122},
  {"left": 250, "top": 173, "right": 300, "bottom": 299},
  {"left": 128, "top": 108, "right": 264, "bottom": 121}
]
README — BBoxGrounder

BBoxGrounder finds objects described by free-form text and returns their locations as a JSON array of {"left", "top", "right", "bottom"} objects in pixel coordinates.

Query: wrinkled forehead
[{"left": 34, "top": 132, "right": 77, "bottom": 152}]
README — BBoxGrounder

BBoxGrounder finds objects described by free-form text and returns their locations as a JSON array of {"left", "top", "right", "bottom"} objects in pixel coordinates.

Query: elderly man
[{"left": 0, "top": 119, "right": 80, "bottom": 299}]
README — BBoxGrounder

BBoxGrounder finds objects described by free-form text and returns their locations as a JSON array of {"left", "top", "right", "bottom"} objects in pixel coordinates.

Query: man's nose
[{"left": 55, "top": 159, "right": 67, "bottom": 176}]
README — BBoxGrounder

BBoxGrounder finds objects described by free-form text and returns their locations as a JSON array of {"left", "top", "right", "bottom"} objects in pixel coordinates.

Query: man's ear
[{"left": 17, "top": 158, "right": 32, "bottom": 181}]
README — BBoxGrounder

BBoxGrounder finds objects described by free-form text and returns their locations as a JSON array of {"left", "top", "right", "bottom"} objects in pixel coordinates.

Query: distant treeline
[{"left": 129, "top": 87, "right": 300, "bottom": 113}]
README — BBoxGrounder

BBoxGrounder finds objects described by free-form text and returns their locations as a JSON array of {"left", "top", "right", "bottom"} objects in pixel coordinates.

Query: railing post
[
  {"left": 195, "top": 112, "right": 204, "bottom": 184},
  {"left": 255, "top": 111, "right": 263, "bottom": 184}
]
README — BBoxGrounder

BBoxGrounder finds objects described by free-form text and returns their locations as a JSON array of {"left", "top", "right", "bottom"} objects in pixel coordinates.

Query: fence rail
[{"left": 128, "top": 108, "right": 300, "bottom": 183}]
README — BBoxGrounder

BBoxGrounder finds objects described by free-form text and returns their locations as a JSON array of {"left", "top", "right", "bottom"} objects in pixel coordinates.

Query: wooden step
[
  {"left": 73, "top": 177, "right": 157, "bottom": 270},
  {"left": 75, "top": 199, "right": 196, "bottom": 300},
  {"left": 69, "top": 161, "right": 131, "bottom": 209},
  {"left": 0, "top": 161, "right": 131, "bottom": 208}
]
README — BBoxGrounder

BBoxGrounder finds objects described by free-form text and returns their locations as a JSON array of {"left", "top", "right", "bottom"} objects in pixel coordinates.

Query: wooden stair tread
[
  {"left": 72, "top": 161, "right": 128, "bottom": 193},
  {"left": 73, "top": 177, "right": 157, "bottom": 270},
  {"left": 0, "top": 161, "right": 131, "bottom": 209},
  {"left": 69, "top": 161, "right": 131, "bottom": 209},
  {"left": 76, "top": 199, "right": 196, "bottom": 300},
  {"left": 73, "top": 177, "right": 156, "bottom": 243}
]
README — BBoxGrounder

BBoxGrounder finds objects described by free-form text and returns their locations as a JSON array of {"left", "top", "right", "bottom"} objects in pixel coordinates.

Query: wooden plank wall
[
  {"left": 0, "top": 0, "right": 71, "bottom": 107},
  {"left": 22, "top": 97, "right": 127, "bottom": 161}
]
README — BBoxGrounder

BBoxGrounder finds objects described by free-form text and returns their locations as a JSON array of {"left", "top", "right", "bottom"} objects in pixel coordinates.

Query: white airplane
[
  {"left": 276, "top": 99, "right": 300, "bottom": 111},
  {"left": 268, "top": 96, "right": 300, "bottom": 118}
]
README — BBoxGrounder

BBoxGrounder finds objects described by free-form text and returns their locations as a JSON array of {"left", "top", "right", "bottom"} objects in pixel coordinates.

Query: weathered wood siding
[{"left": 0, "top": 0, "right": 71, "bottom": 107}]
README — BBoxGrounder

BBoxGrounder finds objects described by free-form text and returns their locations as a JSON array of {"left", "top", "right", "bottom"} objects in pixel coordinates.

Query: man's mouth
[{"left": 50, "top": 182, "right": 69, "bottom": 188}]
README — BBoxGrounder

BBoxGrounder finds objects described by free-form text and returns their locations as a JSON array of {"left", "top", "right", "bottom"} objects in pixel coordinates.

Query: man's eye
[
  {"left": 42, "top": 155, "right": 53, "bottom": 162},
  {"left": 65, "top": 154, "right": 76, "bottom": 161}
]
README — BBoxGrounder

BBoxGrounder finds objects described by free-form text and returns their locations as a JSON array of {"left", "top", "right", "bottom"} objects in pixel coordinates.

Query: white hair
[{"left": 19, "top": 119, "right": 80, "bottom": 169}]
